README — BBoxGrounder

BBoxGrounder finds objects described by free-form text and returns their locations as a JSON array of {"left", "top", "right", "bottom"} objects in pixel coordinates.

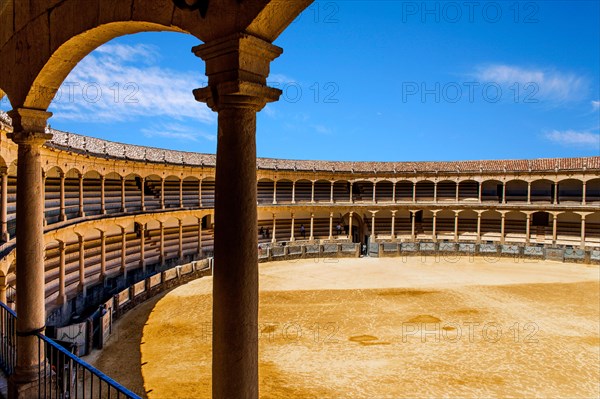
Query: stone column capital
[
  {"left": 193, "top": 33, "right": 283, "bottom": 112},
  {"left": 7, "top": 108, "right": 53, "bottom": 145}
]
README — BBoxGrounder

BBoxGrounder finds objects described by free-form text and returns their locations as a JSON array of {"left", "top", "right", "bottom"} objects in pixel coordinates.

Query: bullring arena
[
  {"left": 1, "top": 115, "right": 599, "bottom": 398},
  {"left": 0, "top": 1, "right": 599, "bottom": 399}
]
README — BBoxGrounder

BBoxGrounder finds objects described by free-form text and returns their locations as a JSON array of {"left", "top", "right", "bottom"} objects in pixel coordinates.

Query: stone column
[
  {"left": 42, "top": 171, "right": 47, "bottom": 226},
  {"left": 193, "top": 33, "right": 283, "bottom": 399},
  {"left": 553, "top": 182, "right": 558, "bottom": 204},
  {"left": 78, "top": 173, "right": 85, "bottom": 217},
  {"left": 454, "top": 211, "right": 459, "bottom": 242},
  {"left": 476, "top": 212, "right": 482, "bottom": 243},
  {"left": 160, "top": 178, "right": 165, "bottom": 209},
  {"left": 410, "top": 211, "right": 416, "bottom": 240},
  {"left": 291, "top": 180, "right": 296, "bottom": 204},
  {"left": 290, "top": 212, "right": 295, "bottom": 241},
  {"left": 412, "top": 182, "right": 416, "bottom": 203},
  {"left": 580, "top": 214, "right": 586, "bottom": 249},
  {"left": 272, "top": 180, "right": 277, "bottom": 204},
  {"left": 198, "top": 218, "right": 203, "bottom": 257},
  {"left": 433, "top": 182, "right": 438, "bottom": 203},
  {"left": 502, "top": 182, "right": 506, "bottom": 204},
  {"left": 392, "top": 182, "right": 397, "bottom": 203},
  {"left": 311, "top": 180, "right": 315, "bottom": 203},
  {"left": 7, "top": 108, "right": 53, "bottom": 390},
  {"left": 478, "top": 181, "right": 482, "bottom": 203},
  {"left": 100, "top": 230, "right": 106, "bottom": 279},
  {"left": 500, "top": 213, "right": 506, "bottom": 244},
  {"left": 370, "top": 211, "right": 377, "bottom": 240},
  {"left": 309, "top": 213, "right": 314, "bottom": 241},
  {"left": 100, "top": 175, "right": 106, "bottom": 215},
  {"left": 120, "top": 176, "right": 127, "bottom": 213},
  {"left": 329, "top": 212, "right": 334, "bottom": 240},
  {"left": 582, "top": 181, "right": 587, "bottom": 205},
  {"left": 330, "top": 181, "right": 334, "bottom": 203},
  {"left": 0, "top": 276, "right": 7, "bottom": 305},
  {"left": 372, "top": 181, "right": 377, "bottom": 204},
  {"left": 349, "top": 182, "right": 353, "bottom": 203},
  {"left": 120, "top": 227, "right": 127, "bottom": 276},
  {"left": 198, "top": 178, "right": 203, "bottom": 207},
  {"left": 140, "top": 177, "right": 146, "bottom": 211},
  {"left": 139, "top": 223, "right": 146, "bottom": 272},
  {"left": 391, "top": 210, "right": 396, "bottom": 238},
  {"left": 159, "top": 222, "right": 165, "bottom": 266},
  {"left": 78, "top": 235, "right": 85, "bottom": 292},
  {"left": 552, "top": 214, "right": 558, "bottom": 244},
  {"left": 179, "top": 178, "right": 184, "bottom": 208},
  {"left": 178, "top": 219, "right": 183, "bottom": 260},
  {"left": 0, "top": 168, "right": 9, "bottom": 241},
  {"left": 525, "top": 213, "right": 531, "bottom": 244},
  {"left": 432, "top": 210, "right": 438, "bottom": 242},
  {"left": 271, "top": 213, "right": 277, "bottom": 244},
  {"left": 348, "top": 212, "right": 353, "bottom": 240},
  {"left": 59, "top": 172, "right": 66, "bottom": 221},
  {"left": 527, "top": 182, "right": 531, "bottom": 204},
  {"left": 57, "top": 241, "right": 66, "bottom": 305}
]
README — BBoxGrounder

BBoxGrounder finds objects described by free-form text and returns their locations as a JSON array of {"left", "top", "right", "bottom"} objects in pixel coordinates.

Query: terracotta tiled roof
[{"left": 28, "top": 129, "right": 600, "bottom": 175}]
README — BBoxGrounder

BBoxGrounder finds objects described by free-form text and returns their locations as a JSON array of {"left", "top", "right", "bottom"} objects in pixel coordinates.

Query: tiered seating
[
  {"left": 415, "top": 181, "right": 433, "bottom": 202},
  {"left": 275, "top": 180, "right": 293, "bottom": 203},
  {"left": 42, "top": 222, "right": 216, "bottom": 305},
  {"left": 458, "top": 181, "right": 479, "bottom": 201},
  {"left": 332, "top": 181, "right": 349, "bottom": 202},
  {"left": 395, "top": 181, "right": 413, "bottom": 202},
  {"left": 313, "top": 180, "right": 331, "bottom": 202},
  {"left": 201, "top": 179, "right": 215, "bottom": 207},
  {"left": 294, "top": 180, "right": 312, "bottom": 202},
  {"left": 436, "top": 181, "right": 457, "bottom": 201},
  {"left": 375, "top": 181, "right": 394, "bottom": 202},
  {"left": 353, "top": 181, "right": 373, "bottom": 203},
  {"left": 257, "top": 180, "right": 274, "bottom": 204}
]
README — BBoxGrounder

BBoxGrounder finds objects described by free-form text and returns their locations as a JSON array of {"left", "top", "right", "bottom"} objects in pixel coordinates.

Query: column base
[
  {"left": 79, "top": 211, "right": 86, "bottom": 218},
  {"left": 1, "top": 231, "right": 9, "bottom": 242},
  {"left": 59, "top": 212, "right": 66, "bottom": 222},
  {"left": 120, "top": 207, "right": 127, "bottom": 213},
  {"left": 9, "top": 374, "right": 44, "bottom": 399},
  {"left": 56, "top": 294, "right": 67, "bottom": 306}
]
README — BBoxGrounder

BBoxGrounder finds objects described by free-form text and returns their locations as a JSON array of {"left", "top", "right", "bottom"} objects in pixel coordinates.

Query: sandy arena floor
[{"left": 91, "top": 256, "right": 600, "bottom": 399}]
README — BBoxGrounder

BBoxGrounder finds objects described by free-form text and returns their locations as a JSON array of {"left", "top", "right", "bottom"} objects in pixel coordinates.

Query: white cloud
[
  {"left": 50, "top": 43, "right": 215, "bottom": 125},
  {"left": 141, "top": 123, "right": 216, "bottom": 142},
  {"left": 544, "top": 129, "right": 600, "bottom": 147},
  {"left": 313, "top": 124, "right": 332, "bottom": 134},
  {"left": 472, "top": 64, "right": 587, "bottom": 104},
  {"left": 592, "top": 100, "right": 600, "bottom": 111}
]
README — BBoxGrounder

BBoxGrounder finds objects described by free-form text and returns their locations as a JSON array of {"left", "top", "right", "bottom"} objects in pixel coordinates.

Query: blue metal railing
[
  {"left": 0, "top": 300, "right": 140, "bottom": 399},
  {"left": 0, "top": 301, "right": 17, "bottom": 375},
  {"left": 36, "top": 333, "right": 141, "bottom": 399}
]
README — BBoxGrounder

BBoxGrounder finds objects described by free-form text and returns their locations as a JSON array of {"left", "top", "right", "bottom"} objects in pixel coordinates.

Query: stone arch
[
  {"left": 505, "top": 179, "right": 528, "bottom": 202},
  {"left": 275, "top": 178, "right": 294, "bottom": 203},
  {"left": 375, "top": 180, "right": 394, "bottom": 202},
  {"left": 481, "top": 179, "right": 503, "bottom": 202},
  {"left": 557, "top": 178, "right": 583, "bottom": 203},
  {"left": 257, "top": 178, "right": 274, "bottom": 204},
  {"left": 396, "top": 180, "right": 414, "bottom": 202},
  {"left": 332, "top": 179, "right": 350, "bottom": 202},
  {"left": 458, "top": 179, "right": 479, "bottom": 201},
  {"left": 293, "top": 179, "right": 312, "bottom": 203},
  {"left": 0, "top": 0, "right": 310, "bottom": 112}
]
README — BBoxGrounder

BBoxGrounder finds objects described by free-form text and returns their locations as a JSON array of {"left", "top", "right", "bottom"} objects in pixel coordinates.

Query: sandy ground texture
[{"left": 91, "top": 256, "right": 600, "bottom": 399}]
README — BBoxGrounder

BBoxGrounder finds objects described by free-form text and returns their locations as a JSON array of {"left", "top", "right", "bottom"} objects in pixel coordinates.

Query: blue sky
[{"left": 2, "top": 1, "right": 599, "bottom": 161}]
